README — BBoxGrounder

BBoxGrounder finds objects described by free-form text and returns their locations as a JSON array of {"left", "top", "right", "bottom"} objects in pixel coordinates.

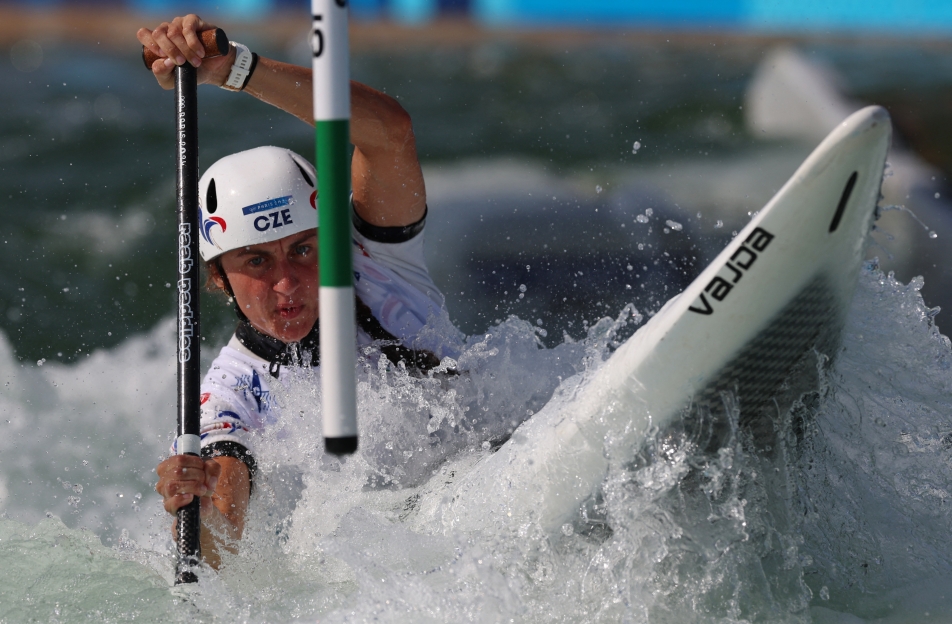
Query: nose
[{"left": 271, "top": 258, "right": 300, "bottom": 296}]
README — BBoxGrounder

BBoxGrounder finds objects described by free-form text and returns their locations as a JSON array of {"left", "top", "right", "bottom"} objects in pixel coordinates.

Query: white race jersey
[{"left": 180, "top": 216, "right": 462, "bottom": 461}]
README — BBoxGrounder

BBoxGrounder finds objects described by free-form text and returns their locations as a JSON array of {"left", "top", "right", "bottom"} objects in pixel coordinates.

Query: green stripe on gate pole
[
  {"left": 313, "top": 0, "right": 358, "bottom": 454},
  {"left": 315, "top": 120, "right": 352, "bottom": 287}
]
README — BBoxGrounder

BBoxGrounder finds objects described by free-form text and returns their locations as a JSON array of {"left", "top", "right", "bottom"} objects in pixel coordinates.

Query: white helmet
[{"left": 198, "top": 146, "right": 318, "bottom": 261}]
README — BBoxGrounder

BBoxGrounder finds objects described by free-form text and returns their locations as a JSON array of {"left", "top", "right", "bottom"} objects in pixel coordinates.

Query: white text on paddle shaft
[
  {"left": 177, "top": 108, "right": 187, "bottom": 167},
  {"left": 178, "top": 223, "right": 195, "bottom": 363},
  {"left": 689, "top": 227, "right": 775, "bottom": 316}
]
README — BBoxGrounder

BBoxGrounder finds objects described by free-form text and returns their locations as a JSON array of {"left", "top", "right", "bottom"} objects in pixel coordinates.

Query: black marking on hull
[
  {"left": 679, "top": 275, "right": 842, "bottom": 450},
  {"left": 688, "top": 294, "right": 713, "bottom": 315},
  {"left": 829, "top": 171, "right": 858, "bottom": 233}
]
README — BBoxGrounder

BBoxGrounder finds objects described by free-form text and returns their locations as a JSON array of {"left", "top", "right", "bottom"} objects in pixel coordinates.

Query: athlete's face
[{"left": 215, "top": 229, "right": 319, "bottom": 343}]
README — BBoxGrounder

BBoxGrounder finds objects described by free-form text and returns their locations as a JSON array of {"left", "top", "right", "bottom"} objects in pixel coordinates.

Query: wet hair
[
  {"left": 204, "top": 259, "right": 247, "bottom": 321},
  {"left": 203, "top": 259, "right": 228, "bottom": 296}
]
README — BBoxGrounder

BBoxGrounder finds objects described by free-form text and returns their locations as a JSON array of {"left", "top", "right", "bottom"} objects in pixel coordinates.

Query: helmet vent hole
[
  {"left": 294, "top": 161, "right": 315, "bottom": 187},
  {"left": 206, "top": 179, "right": 218, "bottom": 214}
]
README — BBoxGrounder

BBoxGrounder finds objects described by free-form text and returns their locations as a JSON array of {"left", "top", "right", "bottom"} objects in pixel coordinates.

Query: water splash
[{"left": 0, "top": 266, "right": 950, "bottom": 622}]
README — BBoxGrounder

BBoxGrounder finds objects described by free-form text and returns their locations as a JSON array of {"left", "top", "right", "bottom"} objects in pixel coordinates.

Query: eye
[
  {"left": 294, "top": 244, "right": 311, "bottom": 257},
  {"left": 248, "top": 256, "right": 265, "bottom": 267}
]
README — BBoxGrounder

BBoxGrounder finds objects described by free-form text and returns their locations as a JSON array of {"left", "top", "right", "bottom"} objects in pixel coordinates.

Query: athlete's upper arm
[
  {"left": 242, "top": 65, "right": 425, "bottom": 227},
  {"left": 349, "top": 82, "right": 426, "bottom": 229}
]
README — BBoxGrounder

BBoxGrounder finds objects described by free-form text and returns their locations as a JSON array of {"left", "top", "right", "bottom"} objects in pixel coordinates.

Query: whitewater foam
[{"left": 0, "top": 266, "right": 951, "bottom": 622}]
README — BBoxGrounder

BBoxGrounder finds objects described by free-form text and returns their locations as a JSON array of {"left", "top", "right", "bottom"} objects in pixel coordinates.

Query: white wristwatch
[{"left": 222, "top": 42, "right": 257, "bottom": 91}]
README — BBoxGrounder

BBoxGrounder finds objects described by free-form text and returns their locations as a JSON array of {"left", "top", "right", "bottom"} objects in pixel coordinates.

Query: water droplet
[
  {"left": 636, "top": 214, "right": 649, "bottom": 223},
  {"left": 632, "top": 140, "right": 641, "bottom": 154},
  {"left": 595, "top": 185, "right": 603, "bottom": 194},
  {"left": 645, "top": 208, "right": 653, "bottom": 217},
  {"left": 561, "top": 523, "right": 574, "bottom": 536},
  {"left": 714, "top": 220, "right": 724, "bottom": 229},
  {"left": 820, "top": 586, "right": 830, "bottom": 600},
  {"left": 929, "top": 231, "right": 938, "bottom": 239},
  {"left": 665, "top": 220, "right": 683, "bottom": 232},
  {"left": 518, "top": 284, "right": 527, "bottom": 293},
  {"left": 936, "top": 192, "right": 941, "bottom": 199}
]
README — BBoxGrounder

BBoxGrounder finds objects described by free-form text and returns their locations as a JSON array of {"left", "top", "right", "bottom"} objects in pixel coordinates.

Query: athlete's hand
[
  {"left": 137, "top": 14, "right": 235, "bottom": 90},
  {"left": 155, "top": 454, "right": 222, "bottom": 517}
]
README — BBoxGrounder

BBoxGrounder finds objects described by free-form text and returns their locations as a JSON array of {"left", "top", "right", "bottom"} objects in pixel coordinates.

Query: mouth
[{"left": 277, "top": 304, "right": 304, "bottom": 320}]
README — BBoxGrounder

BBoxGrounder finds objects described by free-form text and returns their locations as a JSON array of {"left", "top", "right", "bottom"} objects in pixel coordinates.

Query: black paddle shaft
[
  {"left": 140, "top": 28, "right": 227, "bottom": 586},
  {"left": 174, "top": 62, "right": 202, "bottom": 585}
]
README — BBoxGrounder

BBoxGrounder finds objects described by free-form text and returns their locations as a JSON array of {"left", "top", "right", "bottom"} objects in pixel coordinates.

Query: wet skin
[{"left": 213, "top": 229, "right": 320, "bottom": 343}]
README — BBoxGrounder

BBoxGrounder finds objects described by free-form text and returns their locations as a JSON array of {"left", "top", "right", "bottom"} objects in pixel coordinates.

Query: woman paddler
[{"left": 140, "top": 15, "right": 462, "bottom": 567}]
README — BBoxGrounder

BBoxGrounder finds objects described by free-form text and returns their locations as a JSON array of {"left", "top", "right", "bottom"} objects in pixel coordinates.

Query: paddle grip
[{"left": 142, "top": 28, "right": 229, "bottom": 69}]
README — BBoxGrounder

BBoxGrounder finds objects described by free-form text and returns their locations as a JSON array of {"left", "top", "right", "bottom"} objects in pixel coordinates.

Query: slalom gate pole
[
  {"left": 142, "top": 29, "right": 229, "bottom": 584},
  {"left": 312, "top": 0, "right": 359, "bottom": 455}
]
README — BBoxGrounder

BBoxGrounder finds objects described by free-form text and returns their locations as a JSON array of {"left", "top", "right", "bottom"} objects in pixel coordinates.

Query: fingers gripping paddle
[
  {"left": 312, "top": 0, "right": 358, "bottom": 455},
  {"left": 141, "top": 28, "right": 229, "bottom": 69},
  {"left": 142, "top": 28, "right": 228, "bottom": 585}
]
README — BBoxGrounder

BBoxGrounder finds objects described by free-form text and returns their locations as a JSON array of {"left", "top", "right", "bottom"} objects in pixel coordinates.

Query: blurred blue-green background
[
  {"left": 1, "top": 0, "right": 951, "bottom": 365},
  {"left": 6, "top": 0, "right": 952, "bottom": 31}
]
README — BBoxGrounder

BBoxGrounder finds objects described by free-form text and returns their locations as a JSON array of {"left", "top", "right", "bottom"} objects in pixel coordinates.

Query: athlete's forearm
[
  {"left": 243, "top": 58, "right": 415, "bottom": 160},
  {"left": 243, "top": 56, "right": 313, "bottom": 124},
  {"left": 197, "top": 504, "right": 241, "bottom": 569},
  {"left": 140, "top": 16, "right": 416, "bottom": 155},
  {"left": 198, "top": 456, "right": 250, "bottom": 569}
]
